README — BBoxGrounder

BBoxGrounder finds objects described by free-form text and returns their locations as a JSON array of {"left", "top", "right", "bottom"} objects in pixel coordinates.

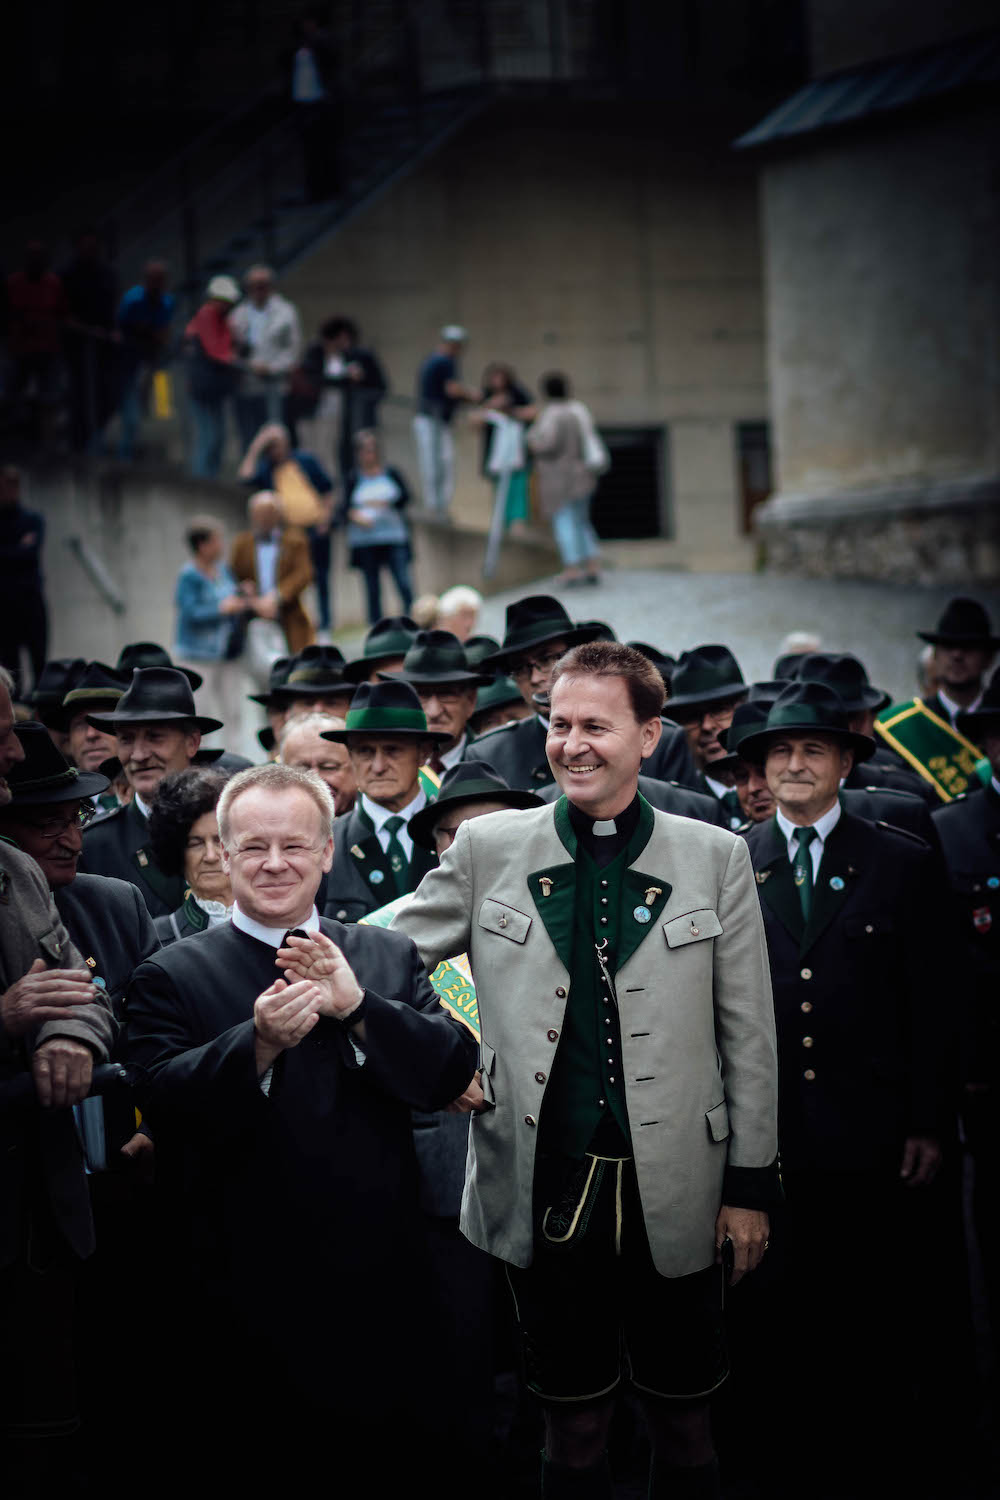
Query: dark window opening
[
  {"left": 590, "top": 427, "right": 670, "bottom": 540},
  {"left": 736, "top": 421, "right": 772, "bottom": 533}
]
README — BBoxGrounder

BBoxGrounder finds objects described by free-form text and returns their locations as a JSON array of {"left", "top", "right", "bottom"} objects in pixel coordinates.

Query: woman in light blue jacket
[{"left": 174, "top": 515, "right": 251, "bottom": 753}]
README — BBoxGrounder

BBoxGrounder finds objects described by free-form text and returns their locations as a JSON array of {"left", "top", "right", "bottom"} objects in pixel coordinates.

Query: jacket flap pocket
[
  {"left": 663, "top": 908, "right": 723, "bottom": 949},
  {"left": 38, "top": 928, "right": 67, "bottom": 964},
  {"left": 706, "top": 1100, "right": 730, "bottom": 1142},
  {"left": 478, "top": 899, "right": 531, "bottom": 945},
  {"left": 479, "top": 1042, "right": 496, "bottom": 1107}
]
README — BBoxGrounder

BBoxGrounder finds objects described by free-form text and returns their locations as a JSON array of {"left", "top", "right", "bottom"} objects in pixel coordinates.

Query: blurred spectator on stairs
[
  {"left": 4, "top": 242, "right": 67, "bottom": 447},
  {"left": 61, "top": 229, "right": 118, "bottom": 452},
  {"left": 116, "top": 260, "right": 175, "bottom": 462},
  {"left": 238, "top": 423, "right": 335, "bottom": 636},
  {"left": 230, "top": 266, "right": 303, "bottom": 449},
  {"left": 183, "top": 276, "right": 241, "bottom": 478},
  {"left": 290, "top": 316, "right": 388, "bottom": 481},
  {"left": 288, "top": 10, "right": 341, "bottom": 202}
]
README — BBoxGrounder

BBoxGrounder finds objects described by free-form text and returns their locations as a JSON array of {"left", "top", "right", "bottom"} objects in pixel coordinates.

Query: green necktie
[
  {"left": 792, "top": 825, "right": 817, "bottom": 922},
  {"left": 383, "top": 815, "right": 408, "bottom": 897}
]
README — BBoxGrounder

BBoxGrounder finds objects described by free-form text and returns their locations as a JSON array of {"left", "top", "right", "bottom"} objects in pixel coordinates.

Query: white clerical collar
[
  {"left": 937, "top": 687, "right": 982, "bottom": 725},
  {"left": 591, "top": 817, "right": 618, "bottom": 835},
  {"left": 360, "top": 787, "right": 426, "bottom": 833},
  {"left": 776, "top": 799, "right": 841, "bottom": 851},
  {"left": 134, "top": 793, "right": 151, "bottom": 820},
  {"left": 231, "top": 902, "right": 320, "bottom": 948}
]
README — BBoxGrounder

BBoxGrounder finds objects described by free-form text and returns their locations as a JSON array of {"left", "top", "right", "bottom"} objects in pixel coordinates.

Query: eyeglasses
[
  {"left": 510, "top": 649, "right": 564, "bottom": 683},
  {"left": 20, "top": 804, "right": 97, "bottom": 840}
]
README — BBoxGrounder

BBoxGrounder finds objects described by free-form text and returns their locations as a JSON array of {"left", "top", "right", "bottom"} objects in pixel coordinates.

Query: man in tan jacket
[
  {"left": 396, "top": 641, "right": 778, "bottom": 1499},
  {"left": 230, "top": 491, "right": 314, "bottom": 656}
]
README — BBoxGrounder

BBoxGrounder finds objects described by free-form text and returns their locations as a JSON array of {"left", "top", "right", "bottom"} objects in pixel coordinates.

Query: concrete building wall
[{"left": 278, "top": 101, "right": 768, "bottom": 567}]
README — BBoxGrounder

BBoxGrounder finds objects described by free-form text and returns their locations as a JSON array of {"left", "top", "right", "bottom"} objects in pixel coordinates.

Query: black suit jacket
[
  {"left": 55, "top": 874, "right": 160, "bottom": 1023},
  {"left": 78, "top": 801, "right": 184, "bottom": 918},
  {"left": 465, "top": 712, "right": 697, "bottom": 791},
  {"left": 743, "top": 811, "right": 949, "bottom": 1173},
  {"left": 844, "top": 757, "right": 939, "bottom": 810},
  {"left": 933, "top": 784, "right": 1000, "bottom": 1084},
  {"left": 323, "top": 803, "right": 437, "bottom": 922},
  {"left": 125, "top": 918, "right": 476, "bottom": 1396}
]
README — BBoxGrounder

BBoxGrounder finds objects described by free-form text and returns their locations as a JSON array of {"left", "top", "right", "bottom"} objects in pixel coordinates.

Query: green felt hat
[
  {"left": 319, "top": 680, "right": 452, "bottom": 747},
  {"left": 736, "top": 681, "right": 876, "bottom": 765},
  {"left": 379, "top": 630, "right": 488, "bottom": 688},
  {"left": 469, "top": 675, "right": 524, "bottom": 723},
  {"left": 272, "top": 644, "right": 354, "bottom": 701},
  {"left": 463, "top": 634, "right": 501, "bottom": 669},
  {"left": 54, "top": 661, "right": 126, "bottom": 729},
  {"left": 343, "top": 617, "right": 420, "bottom": 683},
  {"left": 714, "top": 702, "right": 772, "bottom": 770}
]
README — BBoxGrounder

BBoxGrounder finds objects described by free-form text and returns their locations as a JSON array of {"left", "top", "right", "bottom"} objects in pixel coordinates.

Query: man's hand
[
  {"left": 446, "top": 1071, "right": 487, "bottom": 1113},
  {"left": 254, "top": 591, "right": 279, "bottom": 621},
  {"left": 33, "top": 1037, "right": 94, "bottom": 1109},
  {"left": 900, "top": 1135, "right": 942, "bottom": 1187},
  {"left": 2, "top": 959, "right": 97, "bottom": 1039},
  {"left": 277, "top": 932, "right": 365, "bottom": 1020},
  {"left": 715, "top": 1205, "right": 770, "bottom": 1285},
  {"left": 253, "top": 977, "right": 323, "bottom": 1075},
  {"left": 121, "top": 1130, "right": 155, "bottom": 1182}
]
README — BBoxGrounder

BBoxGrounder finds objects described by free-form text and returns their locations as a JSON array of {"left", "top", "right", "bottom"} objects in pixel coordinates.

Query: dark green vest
[{"left": 538, "top": 798, "right": 668, "bottom": 1159}]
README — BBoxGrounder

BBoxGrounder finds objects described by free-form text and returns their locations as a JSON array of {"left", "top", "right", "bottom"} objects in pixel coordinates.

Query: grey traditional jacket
[{"left": 394, "top": 797, "right": 778, "bottom": 1277}]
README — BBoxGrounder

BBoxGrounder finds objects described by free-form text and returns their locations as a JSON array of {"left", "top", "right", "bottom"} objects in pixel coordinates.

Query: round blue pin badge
[
  {"left": 369, "top": 869, "right": 385, "bottom": 885},
  {"left": 829, "top": 876, "right": 845, "bottom": 891},
  {"left": 988, "top": 877, "right": 999, "bottom": 889},
  {"left": 633, "top": 905, "right": 651, "bottom": 924}
]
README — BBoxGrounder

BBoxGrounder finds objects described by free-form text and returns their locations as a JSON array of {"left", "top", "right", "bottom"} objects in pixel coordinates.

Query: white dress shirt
[
  {"left": 359, "top": 788, "right": 426, "bottom": 862},
  {"left": 776, "top": 799, "right": 842, "bottom": 882},
  {"left": 440, "top": 735, "right": 468, "bottom": 771},
  {"left": 254, "top": 531, "right": 280, "bottom": 596},
  {"left": 936, "top": 688, "right": 982, "bottom": 726},
  {"left": 134, "top": 793, "right": 151, "bottom": 821},
  {"left": 231, "top": 903, "right": 363, "bottom": 1085}
]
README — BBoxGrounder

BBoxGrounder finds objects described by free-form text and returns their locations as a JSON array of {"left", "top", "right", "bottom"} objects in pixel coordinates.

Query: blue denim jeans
[
  {"left": 354, "top": 544, "right": 414, "bottom": 625},
  {"left": 551, "top": 496, "right": 600, "bottom": 568}
]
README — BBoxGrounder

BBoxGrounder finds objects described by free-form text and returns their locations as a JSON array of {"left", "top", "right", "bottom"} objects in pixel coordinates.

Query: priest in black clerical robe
[{"left": 125, "top": 762, "right": 478, "bottom": 1485}]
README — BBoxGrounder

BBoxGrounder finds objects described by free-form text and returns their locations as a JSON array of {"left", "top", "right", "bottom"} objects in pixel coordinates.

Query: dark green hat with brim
[
  {"left": 665, "top": 645, "right": 747, "bottom": 711},
  {"left": 6, "top": 722, "right": 111, "bottom": 804},
  {"left": 343, "top": 617, "right": 420, "bottom": 683},
  {"left": 956, "top": 667, "right": 1000, "bottom": 737},
  {"left": 24, "top": 659, "right": 87, "bottom": 724},
  {"left": 54, "top": 661, "right": 127, "bottom": 730},
  {"left": 320, "top": 680, "right": 452, "bottom": 747},
  {"left": 463, "top": 634, "right": 501, "bottom": 669},
  {"left": 917, "top": 596, "right": 1000, "bottom": 648},
  {"left": 714, "top": 702, "right": 772, "bottom": 771},
  {"left": 407, "top": 760, "right": 543, "bottom": 850},
  {"left": 481, "top": 595, "right": 604, "bottom": 671},
  {"left": 469, "top": 675, "right": 524, "bottom": 724},
  {"left": 272, "top": 644, "right": 354, "bottom": 701},
  {"left": 87, "top": 667, "right": 223, "bottom": 734},
  {"left": 795, "top": 652, "right": 889, "bottom": 713},
  {"left": 736, "top": 681, "right": 876, "bottom": 765},
  {"left": 248, "top": 656, "right": 292, "bottom": 707},
  {"left": 117, "top": 642, "right": 203, "bottom": 693},
  {"left": 379, "top": 630, "right": 489, "bottom": 688}
]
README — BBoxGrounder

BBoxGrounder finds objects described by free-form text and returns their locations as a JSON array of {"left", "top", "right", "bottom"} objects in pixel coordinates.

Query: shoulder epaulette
[
  {"left": 862, "top": 784, "right": 918, "bottom": 799},
  {"left": 875, "top": 820, "right": 931, "bottom": 850}
]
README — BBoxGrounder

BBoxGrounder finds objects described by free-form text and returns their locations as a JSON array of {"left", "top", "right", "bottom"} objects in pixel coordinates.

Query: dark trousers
[
  {"left": 354, "top": 543, "right": 413, "bottom": 624},
  {"left": 0, "top": 589, "right": 48, "bottom": 697},
  {"left": 307, "top": 526, "right": 332, "bottom": 629}
]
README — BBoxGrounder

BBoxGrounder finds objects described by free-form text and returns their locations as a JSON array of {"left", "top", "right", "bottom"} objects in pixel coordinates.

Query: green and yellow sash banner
[
  {"left": 875, "top": 699, "right": 983, "bottom": 803},
  {"left": 418, "top": 764, "right": 442, "bottom": 799},
  {"left": 359, "top": 893, "right": 480, "bottom": 1040}
]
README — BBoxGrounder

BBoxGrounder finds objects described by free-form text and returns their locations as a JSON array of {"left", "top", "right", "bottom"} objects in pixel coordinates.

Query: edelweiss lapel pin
[
  {"left": 644, "top": 886, "right": 662, "bottom": 905},
  {"left": 539, "top": 877, "right": 553, "bottom": 897},
  {"left": 351, "top": 844, "right": 365, "bottom": 859},
  {"left": 756, "top": 870, "right": 771, "bottom": 885}
]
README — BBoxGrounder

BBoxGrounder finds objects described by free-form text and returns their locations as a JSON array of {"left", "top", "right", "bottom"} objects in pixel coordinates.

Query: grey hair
[
  {"left": 217, "top": 761, "right": 335, "bottom": 850},
  {"left": 278, "top": 713, "right": 346, "bottom": 753},
  {"left": 437, "top": 585, "right": 482, "bottom": 617},
  {"left": 777, "top": 630, "right": 822, "bottom": 657}
]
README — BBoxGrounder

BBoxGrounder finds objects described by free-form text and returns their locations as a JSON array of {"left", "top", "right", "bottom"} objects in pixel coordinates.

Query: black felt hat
[
  {"left": 343, "top": 617, "right": 420, "bottom": 683},
  {"left": 87, "top": 668, "right": 223, "bottom": 734},
  {"left": 794, "top": 653, "right": 890, "bottom": 713},
  {"left": 664, "top": 645, "right": 747, "bottom": 710},
  {"left": 247, "top": 656, "right": 293, "bottom": 708},
  {"left": 25, "top": 659, "right": 87, "bottom": 723},
  {"left": 714, "top": 702, "right": 772, "bottom": 770},
  {"left": 917, "top": 597, "right": 1000, "bottom": 648},
  {"left": 956, "top": 667, "right": 1000, "bottom": 736},
  {"left": 272, "top": 644, "right": 354, "bottom": 701},
  {"left": 319, "top": 680, "right": 452, "bottom": 747},
  {"left": 408, "top": 760, "right": 543, "bottom": 850},
  {"left": 116, "top": 642, "right": 203, "bottom": 692},
  {"left": 628, "top": 642, "right": 676, "bottom": 688},
  {"left": 748, "top": 679, "right": 792, "bottom": 706},
  {"left": 6, "top": 722, "right": 110, "bottom": 804},
  {"left": 379, "top": 630, "right": 488, "bottom": 688},
  {"left": 736, "top": 681, "right": 876, "bottom": 765},
  {"left": 772, "top": 653, "right": 807, "bottom": 681},
  {"left": 54, "top": 661, "right": 126, "bottom": 729},
  {"left": 480, "top": 595, "right": 603, "bottom": 670}
]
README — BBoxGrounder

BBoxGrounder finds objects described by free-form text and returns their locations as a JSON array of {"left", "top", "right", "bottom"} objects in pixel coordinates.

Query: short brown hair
[{"left": 550, "top": 641, "right": 666, "bottom": 722}]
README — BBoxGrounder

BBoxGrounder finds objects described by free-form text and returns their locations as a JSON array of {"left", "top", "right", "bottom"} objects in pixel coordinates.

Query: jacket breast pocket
[
  {"left": 662, "top": 908, "right": 723, "bottom": 949},
  {"left": 478, "top": 899, "right": 532, "bottom": 945}
]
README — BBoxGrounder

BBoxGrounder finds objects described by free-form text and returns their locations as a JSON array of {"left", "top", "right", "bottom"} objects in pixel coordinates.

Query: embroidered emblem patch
[
  {"left": 755, "top": 871, "right": 771, "bottom": 885},
  {"left": 633, "top": 905, "right": 651, "bottom": 924},
  {"left": 390, "top": 853, "right": 404, "bottom": 874},
  {"left": 794, "top": 868, "right": 806, "bottom": 887}
]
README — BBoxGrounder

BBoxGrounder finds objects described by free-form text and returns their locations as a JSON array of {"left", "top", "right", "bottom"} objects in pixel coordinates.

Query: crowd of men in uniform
[{"left": 0, "top": 588, "right": 997, "bottom": 1499}]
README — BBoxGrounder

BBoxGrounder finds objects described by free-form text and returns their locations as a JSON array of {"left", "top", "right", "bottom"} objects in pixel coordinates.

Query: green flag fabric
[
  {"left": 359, "top": 893, "right": 480, "bottom": 1040},
  {"left": 875, "top": 699, "right": 983, "bottom": 803}
]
